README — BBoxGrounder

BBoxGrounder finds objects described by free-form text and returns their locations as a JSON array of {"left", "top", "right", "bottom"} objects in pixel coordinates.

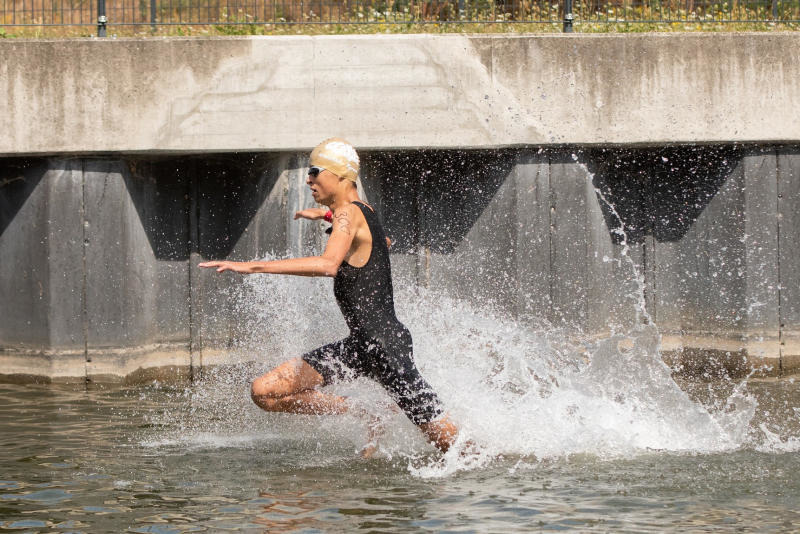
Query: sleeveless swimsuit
[{"left": 301, "top": 201, "right": 444, "bottom": 425}]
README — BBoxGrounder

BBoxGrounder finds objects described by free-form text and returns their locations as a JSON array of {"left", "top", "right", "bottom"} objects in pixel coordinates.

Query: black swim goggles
[{"left": 308, "top": 166, "right": 324, "bottom": 178}]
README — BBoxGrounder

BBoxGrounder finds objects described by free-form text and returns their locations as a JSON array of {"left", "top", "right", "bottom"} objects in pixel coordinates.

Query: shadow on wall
[
  {"left": 125, "top": 154, "right": 283, "bottom": 261},
  {"left": 3, "top": 147, "right": 744, "bottom": 264},
  {"left": 0, "top": 159, "right": 47, "bottom": 240},
  {"left": 586, "top": 146, "right": 741, "bottom": 244},
  {"left": 362, "top": 150, "right": 516, "bottom": 253},
  {"left": 1, "top": 155, "right": 284, "bottom": 261},
  {"left": 366, "top": 146, "right": 742, "bottom": 255}
]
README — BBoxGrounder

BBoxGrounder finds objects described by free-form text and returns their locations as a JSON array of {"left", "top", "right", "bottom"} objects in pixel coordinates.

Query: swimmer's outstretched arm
[
  {"left": 199, "top": 256, "right": 339, "bottom": 277},
  {"left": 199, "top": 204, "right": 357, "bottom": 277}
]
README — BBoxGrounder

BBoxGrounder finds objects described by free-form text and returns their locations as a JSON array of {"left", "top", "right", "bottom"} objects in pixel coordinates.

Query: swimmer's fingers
[{"left": 198, "top": 261, "right": 244, "bottom": 274}]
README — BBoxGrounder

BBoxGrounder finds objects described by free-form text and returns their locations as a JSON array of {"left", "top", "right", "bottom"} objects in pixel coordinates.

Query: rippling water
[
  {"left": 1, "top": 378, "right": 800, "bottom": 533},
  {"left": 3, "top": 271, "right": 800, "bottom": 532},
  {"left": 5, "top": 186, "right": 800, "bottom": 533},
  {"left": 6, "top": 157, "right": 800, "bottom": 531}
]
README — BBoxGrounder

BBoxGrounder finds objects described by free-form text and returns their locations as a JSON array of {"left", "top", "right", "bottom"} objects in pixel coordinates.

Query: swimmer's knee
[
  {"left": 251, "top": 388, "right": 289, "bottom": 411},
  {"left": 250, "top": 379, "right": 302, "bottom": 411},
  {"left": 250, "top": 378, "right": 283, "bottom": 406},
  {"left": 250, "top": 379, "right": 267, "bottom": 401}
]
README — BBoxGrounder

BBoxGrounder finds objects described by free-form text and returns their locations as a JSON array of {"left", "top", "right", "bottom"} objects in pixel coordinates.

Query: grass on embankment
[{"left": 1, "top": 20, "right": 798, "bottom": 38}]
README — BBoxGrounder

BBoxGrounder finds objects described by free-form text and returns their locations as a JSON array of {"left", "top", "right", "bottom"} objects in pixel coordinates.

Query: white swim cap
[{"left": 310, "top": 138, "right": 360, "bottom": 182}]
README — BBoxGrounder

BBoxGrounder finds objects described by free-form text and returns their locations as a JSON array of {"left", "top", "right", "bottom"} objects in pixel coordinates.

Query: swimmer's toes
[{"left": 360, "top": 442, "right": 379, "bottom": 459}]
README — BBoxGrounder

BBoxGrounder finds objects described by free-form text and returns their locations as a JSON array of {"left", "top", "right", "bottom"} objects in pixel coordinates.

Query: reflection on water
[{"left": 1, "top": 378, "right": 799, "bottom": 532}]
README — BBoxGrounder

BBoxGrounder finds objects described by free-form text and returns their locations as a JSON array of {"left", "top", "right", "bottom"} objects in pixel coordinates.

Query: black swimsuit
[{"left": 302, "top": 201, "right": 444, "bottom": 425}]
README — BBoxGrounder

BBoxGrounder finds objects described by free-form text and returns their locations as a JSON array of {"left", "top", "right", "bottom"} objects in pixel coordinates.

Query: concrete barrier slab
[
  {"left": 778, "top": 148, "right": 800, "bottom": 370},
  {"left": 514, "top": 152, "right": 551, "bottom": 319},
  {"left": 3, "top": 35, "right": 800, "bottom": 155}
]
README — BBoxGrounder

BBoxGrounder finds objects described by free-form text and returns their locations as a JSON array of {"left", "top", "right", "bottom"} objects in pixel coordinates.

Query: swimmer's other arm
[
  {"left": 294, "top": 208, "right": 392, "bottom": 249},
  {"left": 293, "top": 208, "right": 328, "bottom": 220}
]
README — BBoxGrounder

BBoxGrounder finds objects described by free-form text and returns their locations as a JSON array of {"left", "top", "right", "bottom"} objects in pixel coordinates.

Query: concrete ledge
[
  {"left": 2, "top": 33, "right": 800, "bottom": 155},
  {"left": 661, "top": 334, "right": 787, "bottom": 378},
  {"left": 85, "top": 344, "right": 192, "bottom": 382},
  {"left": 2, "top": 338, "right": 797, "bottom": 384},
  {"left": 662, "top": 349, "right": 780, "bottom": 379},
  {"left": 0, "top": 343, "right": 191, "bottom": 384},
  {"left": 0, "top": 350, "right": 88, "bottom": 382}
]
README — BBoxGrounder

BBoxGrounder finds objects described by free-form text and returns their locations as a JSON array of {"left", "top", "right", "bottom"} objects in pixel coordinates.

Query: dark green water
[{"left": 1, "top": 380, "right": 800, "bottom": 533}]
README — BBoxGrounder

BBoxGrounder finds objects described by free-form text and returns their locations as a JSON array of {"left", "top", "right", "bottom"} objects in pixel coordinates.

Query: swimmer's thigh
[
  {"left": 251, "top": 357, "right": 324, "bottom": 398},
  {"left": 371, "top": 352, "right": 444, "bottom": 426},
  {"left": 301, "top": 338, "right": 363, "bottom": 386}
]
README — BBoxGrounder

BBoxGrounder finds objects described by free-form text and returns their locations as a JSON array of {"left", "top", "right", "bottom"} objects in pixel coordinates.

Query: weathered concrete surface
[
  {"left": 2, "top": 33, "right": 800, "bottom": 156},
  {"left": 2, "top": 146, "right": 800, "bottom": 382},
  {"left": 1, "top": 154, "right": 298, "bottom": 381},
  {"left": 363, "top": 146, "right": 800, "bottom": 378},
  {"left": 778, "top": 147, "right": 800, "bottom": 373}
]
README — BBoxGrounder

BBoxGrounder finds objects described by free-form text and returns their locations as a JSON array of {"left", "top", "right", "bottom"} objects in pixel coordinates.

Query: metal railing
[{"left": 2, "top": 0, "right": 798, "bottom": 35}]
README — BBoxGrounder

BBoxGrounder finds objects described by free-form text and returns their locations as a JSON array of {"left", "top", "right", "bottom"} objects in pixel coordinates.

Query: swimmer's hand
[
  {"left": 294, "top": 208, "right": 328, "bottom": 221},
  {"left": 198, "top": 261, "right": 251, "bottom": 274}
]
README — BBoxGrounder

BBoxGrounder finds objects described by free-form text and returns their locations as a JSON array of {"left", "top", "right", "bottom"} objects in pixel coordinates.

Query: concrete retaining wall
[
  {"left": 2, "top": 33, "right": 800, "bottom": 154},
  {"left": 2, "top": 34, "right": 800, "bottom": 381},
  {"left": 2, "top": 146, "right": 799, "bottom": 381}
]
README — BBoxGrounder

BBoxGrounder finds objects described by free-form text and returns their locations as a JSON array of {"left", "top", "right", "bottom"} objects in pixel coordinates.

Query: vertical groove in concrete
[
  {"left": 187, "top": 163, "right": 195, "bottom": 382},
  {"left": 776, "top": 150, "right": 785, "bottom": 375},
  {"left": 80, "top": 160, "right": 89, "bottom": 386},
  {"left": 644, "top": 167, "right": 657, "bottom": 326},
  {"left": 189, "top": 160, "right": 200, "bottom": 378},
  {"left": 416, "top": 175, "right": 429, "bottom": 289},
  {"left": 547, "top": 153, "right": 555, "bottom": 325}
]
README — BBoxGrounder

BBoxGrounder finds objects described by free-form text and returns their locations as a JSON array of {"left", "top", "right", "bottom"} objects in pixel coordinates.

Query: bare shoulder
[
  {"left": 332, "top": 203, "right": 365, "bottom": 236},
  {"left": 358, "top": 201, "right": 375, "bottom": 213}
]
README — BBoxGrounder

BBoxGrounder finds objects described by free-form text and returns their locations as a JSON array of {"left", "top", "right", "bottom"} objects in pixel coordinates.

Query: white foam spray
[{"left": 143, "top": 158, "right": 799, "bottom": 477}]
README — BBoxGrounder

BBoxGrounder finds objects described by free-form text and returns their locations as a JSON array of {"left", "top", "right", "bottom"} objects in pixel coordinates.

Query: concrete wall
[
  {"left": 364, "top": 146, "right": 800, "bottom": 377},
  {"left": 0, "top": 155, "right": 297, "bottom": 381},
  {"left": 2, "top": 34, "right": 800, "bottom": 381},
  {"left": 2, "top": 33, "right": 800, "bottom": 155},
  {"left": 2, "top": 146, "right": 799, "bottom": 381}
]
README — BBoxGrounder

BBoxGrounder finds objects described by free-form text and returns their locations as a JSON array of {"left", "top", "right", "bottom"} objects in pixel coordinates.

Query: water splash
[
  {"left": 140, "top": 157, "right": 800, "bottom": 477},
  {"left": 142, "top": 262, "right": 778, "bottom": 478}
]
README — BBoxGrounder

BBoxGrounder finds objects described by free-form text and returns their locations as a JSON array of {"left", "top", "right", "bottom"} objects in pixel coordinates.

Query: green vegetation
[{"left": 1, "top": 0, "right": 798, "bottom": 36}]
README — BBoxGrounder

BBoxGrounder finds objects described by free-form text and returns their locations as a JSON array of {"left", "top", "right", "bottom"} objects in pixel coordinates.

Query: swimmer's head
[{"left": 310, "top": 138, "right": 360, "bottom": 183}]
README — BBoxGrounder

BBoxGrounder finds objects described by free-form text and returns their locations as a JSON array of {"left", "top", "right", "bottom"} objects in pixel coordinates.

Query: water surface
[
  {"left": 1, "top": 376, "right": 799, "bottom": 533},
  {"left": 3, "top": 266, "right": 800, "bottom": 532}
]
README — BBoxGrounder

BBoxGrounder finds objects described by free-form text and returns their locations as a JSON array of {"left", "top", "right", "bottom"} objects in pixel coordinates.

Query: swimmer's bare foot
[
  {"left": 360, "top": 442, "right": 379, "bottom": 459},
  {"left": 360, "top": 415, "right": 386, "bottom": 458},
  {"left": 359, "top": 403, "right": 397, "bottom": 458}
]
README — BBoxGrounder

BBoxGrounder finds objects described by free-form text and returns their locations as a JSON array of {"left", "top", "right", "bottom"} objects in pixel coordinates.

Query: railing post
[
  {"left": 151, "top": 0, "right": 157, "bottom": 31},
  {"left": 97, "top": 0, "right": 107, "bottom": 36},
  {"left": 563, "top": 0, "right": 574, "bottom": 32},
  {"left": 772, "top": 0, "right": 778, "bottom": 20}
]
